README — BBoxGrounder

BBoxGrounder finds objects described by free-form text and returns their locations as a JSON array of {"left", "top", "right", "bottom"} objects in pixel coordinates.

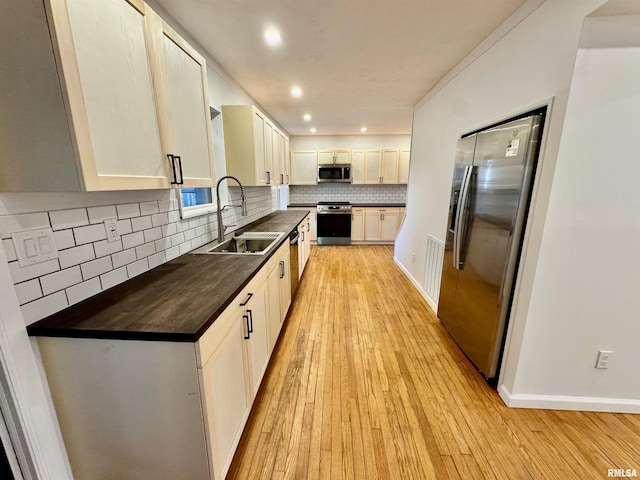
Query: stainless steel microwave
[{"left": 318, "top": 164, "right": 351, "bottom": 183}]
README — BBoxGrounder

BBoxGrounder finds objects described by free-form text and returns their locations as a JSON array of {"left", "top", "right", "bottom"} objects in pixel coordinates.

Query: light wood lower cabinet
[
  {"left": 37, "top": 240, "right": 292, "bottom": 480},
  {"left": 353, "top": 207, "right": 405, "bottom": 243}
]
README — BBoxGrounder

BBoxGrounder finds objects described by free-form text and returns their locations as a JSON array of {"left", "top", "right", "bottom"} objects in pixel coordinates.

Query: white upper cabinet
[
  {"left": 399, "top": 149, "right": 410, "bottom": 184},
  {"left": 351, "top": 150, "right": 365, "bottom": 184},
  {"left": 153, "top": 17, "right": 216, "bottom": 188},
  {"left": 290, "top": 151, "right": 318, "bottom": 185},
  {"left": 0, "top": 0, "right": 216, "bottom": 192},
  {"left": 222, "top": 105, "right": 288, "bottom": 187},
  {"left": 364, "top": 150, "right": 382, "bottom": 184},
  {"left": 317, "top": 149, "right": 351, "bottom": 164},
  {"left": 381, "top": 149, "right": 400, "bottom": 184}
]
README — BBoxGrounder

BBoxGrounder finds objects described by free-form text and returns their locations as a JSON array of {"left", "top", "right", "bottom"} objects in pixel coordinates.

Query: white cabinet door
[
  {"left": 335, "top": 150, "right": 351, "bottom": 163},
  {"left": 351, "top": 150, "right": 365, "bottom": 184},
  {"left": 290, "top": 151, "right": 318, "bottom": 185},
  {"left": 264, "top": 121, "right": 274, "bottom": 185},
  {"left": 283, "top": 137, "right": 290, "bottom": 184},
  {"left": 267, "top": 263, "right": 282, "bottom": 353},
  {"left": 365, "top": 210, "right": 382, "bottom": 240},
  {"left": 381, "top": 149, "right": 399, "bottom": 184},
  {"left": 309, "top": 212, "right": 317, "bottom": 242},
  {"left": 399, "top": 149, "right": 410, "bottom": 184},
  {"left": 57, "top": 0, "right": 170, "bottom": 190},
  {"left": 155, "top": 18, "right": 215, "bottom": 188},
  {"left": 364, "top": 150, "right": 382, "bottom": 184},
  {"left": 252, "top": 111, "right": 268, "bottom": 186},
  {"left": 317, "top": 150, "right": 335, "bottom": 164},
  {"left": 351, "top": 208, "right": 365, "bottom": 241},
  {"left": 298, "top": 224, "right": 305, "bottom": 279},
  {"left": 242, "top": 286, "right": 270, "bottom": 399},
  {"left": 380, "top": 211, "right": 401, "bottom": 241},
  {"left": 199, "top": 313, "right": 249, "bottom": 480}
]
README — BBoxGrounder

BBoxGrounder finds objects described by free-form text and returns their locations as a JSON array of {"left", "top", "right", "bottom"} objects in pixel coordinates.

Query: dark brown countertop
[{"left": 26, "top": 210, "right": 309, "bottom": 343}]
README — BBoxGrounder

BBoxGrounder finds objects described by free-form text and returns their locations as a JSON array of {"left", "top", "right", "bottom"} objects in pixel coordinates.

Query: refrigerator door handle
[{"left": 454, "top": 165, "right": 473, "bottom": 270}]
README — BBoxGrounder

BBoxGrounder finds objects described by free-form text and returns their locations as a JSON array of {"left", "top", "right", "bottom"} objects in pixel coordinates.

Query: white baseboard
[
  {"left": 498, "top": 384, "right": 640, "bottom": 414},
  {"left": 393, "top": 256, "right": 438, "bottom": 313}
]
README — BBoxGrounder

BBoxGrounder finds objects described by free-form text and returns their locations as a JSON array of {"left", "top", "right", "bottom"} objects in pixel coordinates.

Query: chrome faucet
[{"left": 216, "top": 175, "right": 248, "bottom": 242}]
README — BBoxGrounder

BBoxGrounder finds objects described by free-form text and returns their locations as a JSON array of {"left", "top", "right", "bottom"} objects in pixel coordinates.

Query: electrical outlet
[
  {"left": 595, "top": 350, "right": 613, "bottom": 369},
  {"left": 104, "top": 218, "right": 120, "bottom": 243}
]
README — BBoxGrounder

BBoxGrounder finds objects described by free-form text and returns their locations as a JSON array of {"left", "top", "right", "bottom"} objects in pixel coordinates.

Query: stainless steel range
[{"left": 316, "top": 202, "right": 352, "bottom": 245}]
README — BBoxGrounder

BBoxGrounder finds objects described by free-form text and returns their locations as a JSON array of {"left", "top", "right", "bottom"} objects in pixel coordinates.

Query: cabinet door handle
[
  {"left": 266, "top": 171, "right": 271, "bottom": 185},
  {"left": 301, "top": 231, "right": 305, "bottom": 242},
  {"left": 279, "top": 260, "right": 285, "bottom": 278},
  {"left": 243, "top": 314, "right": 251, "bottom": 339},
  {"left": 280, "top": 173, "right": 284, "bottom": 184},
  {"left": 168, "top": 154, "right": 178, "bottom": 185},
  {"left": 247, "top": 309, "right": 253, "bottom": 333},
  {"left": 175, "top": 155, "right": 184, "bottom": 185},
  {"left": 307, "top": 222, "right": 310, "bottom": 232},
  {"left": 240, "top": 292, "right": 253, "bottom": 306}
]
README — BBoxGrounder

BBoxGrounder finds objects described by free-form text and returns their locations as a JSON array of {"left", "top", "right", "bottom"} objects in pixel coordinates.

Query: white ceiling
[{"left": 153, "top": 0, "right": 529, "bottom": 136}]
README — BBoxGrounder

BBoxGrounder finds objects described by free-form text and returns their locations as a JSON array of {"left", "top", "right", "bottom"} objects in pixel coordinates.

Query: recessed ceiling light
[
  {"left": 310, "top": 127, "right": 317, "bottom": 134},
  {"left": 264, "top": 28, "right": 282, "bottom": 47},
  {"left": 360, "top": 127, "right": 367, "bottom": 133},
  {"left": 303, "top": 114, "right": 312, "bottom": 122},
  {"left": 291, "top": 87, "right": 302, "bottom": 98}
]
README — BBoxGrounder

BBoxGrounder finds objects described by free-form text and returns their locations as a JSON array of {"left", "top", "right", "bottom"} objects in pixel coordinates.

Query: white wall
[
  {"left": 290, "top": 134, "right": 410, "bottom": 151},
  {"left": 394, "top": 0, "right": 640, "bottom": 411},
  {"left": 503, "top": 13, "right": 640, "bottom": 410}
]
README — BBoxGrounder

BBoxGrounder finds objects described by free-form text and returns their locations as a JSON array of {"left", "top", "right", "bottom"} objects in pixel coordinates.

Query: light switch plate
[{"left": 11, "top": 228, "right": 59, "bottom": 267}]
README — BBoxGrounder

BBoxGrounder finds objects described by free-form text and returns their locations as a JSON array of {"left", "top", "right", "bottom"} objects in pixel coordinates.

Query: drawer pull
[
  {"left": 240, "top": 292, "right": 253, "bottom": 306},
  {"left": 243, "top": 314, "right": 250, "bottom": 339}
]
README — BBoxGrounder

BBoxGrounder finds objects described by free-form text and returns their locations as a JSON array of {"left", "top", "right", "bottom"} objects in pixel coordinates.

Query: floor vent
[{"left": 424, "top": 235, "right": 444, "bottom": 304}]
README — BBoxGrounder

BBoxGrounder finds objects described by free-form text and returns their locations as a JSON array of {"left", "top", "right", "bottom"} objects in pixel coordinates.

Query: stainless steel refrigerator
[{"left": 438, "top": 112, "right": 544, "bottom": 380}]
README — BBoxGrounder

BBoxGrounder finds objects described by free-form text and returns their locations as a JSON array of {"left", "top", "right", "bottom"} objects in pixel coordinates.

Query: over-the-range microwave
[{"left": 318, "top": 164, "right": 351, "bottom": 183}]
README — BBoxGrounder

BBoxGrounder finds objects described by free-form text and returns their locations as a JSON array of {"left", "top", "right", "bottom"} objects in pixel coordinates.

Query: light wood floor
[{"left": 227, "top": 245, "right": 640, "bottom": 479}]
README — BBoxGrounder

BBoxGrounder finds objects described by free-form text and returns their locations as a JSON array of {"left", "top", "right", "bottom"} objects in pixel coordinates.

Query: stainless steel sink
[{"left": 191, "top": 232, "right": 285, "bottom": 255}]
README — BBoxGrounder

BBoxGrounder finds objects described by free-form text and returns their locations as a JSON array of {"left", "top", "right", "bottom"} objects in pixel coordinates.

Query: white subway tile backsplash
[
  {"left": 131, "top": 216, "right": 153, "bottom": 232},
  {"left": 9, "top": 258, "right": 60, "bottom": 284},
  {"left": 40, "top": 266, "right": 82, "bottom": 295},
  {"left": 127, "top": 258, "right": 149, "bottom": 278},
  {"left": 58, "top": 244, "right": 95, "bottom": 269},
  {"left": 2, "top": 239, "right": 17, "bottom": 262},
  {"left": 116, "top": 219, "right": 133, "bottom": 235},
  {"left": 6, "top": 187, "right": 278, "bottom": 324},
  {"left": 15, "top": 279, "right": 43, "bottom": 305},
  {"left": 121, "top": 231, "right": 144, "bottom": 250},
  {"left": 0, "top": 212, "right": 50, "bottom": 239},
  {"left": 21, "top": 291, "right": 68, "bottom": 324},
  {"left": 87, "top": 205, "right": 117, "bottom": 224},
  {"left": 49, "top": 208, "right": 88, "bottom": 231},
  {"left": 73, "top": 224, "right": 107, "bottom": 245},
  {"left": 116, "top": 203, "right": 141, "bottom": 219},
  {"left": 170, "top": 232, "right": 185, "bottom": 247},
  {"left": 143, "top": 227, "right": 162, "bottom": 243},
  {"left": 139, "top": 201, "right": 159, "bottom": 216},
  {"left": 81, "top": 256, "right": 113, "bottom": 280},
  {"left": 154, "top": 237, "right": 171, "bottom": 252},
  {"left": 94, "top": 239, "right": 123, "bottom": 258},
  {"left": 112, "top": 248, "right": 137, "bottom": 269},
  {"left": 151, "top": 213, "right": 169, "bottom": 227},
  {"left": 158, "top": 199, "right": 172, "bottom": 213},
  {"left": 67, "top": 278, "right": 101, "bottom": 305},
  {"left": 53, "top": 229, "right": 75, "bottom": 250},
  {"left": 147, "top": 251, "right": 165, "bottom": 269},
  {"left": 100, "top": 267, "right": 128, "bottom": 290},
  {"left": 161, "top": 223, "right": 177, "bottom": 237},
  {"left": 135, "top": 242, "right": 156, "bottom": 259},
  {"left": 165, "top": 245, "right": 181, "bottom": 261},
  {"left": 168, "top": 210, "right": 181, "bottom": 223}
]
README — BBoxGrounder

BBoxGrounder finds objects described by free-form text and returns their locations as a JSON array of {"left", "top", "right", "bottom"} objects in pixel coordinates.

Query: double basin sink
[{"left": 191, "top": 231, "right": 285, "bottom": 256}]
